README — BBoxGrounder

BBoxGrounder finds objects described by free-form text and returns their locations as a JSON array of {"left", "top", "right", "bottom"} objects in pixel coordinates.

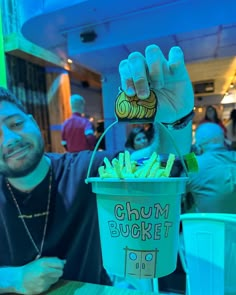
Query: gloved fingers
[
  {"left": 119, "top": 52, "right": 150, "bottom": 99},
  {"left": 127, "top": 52, "right": 149, "bottom": 99},
  {"left": 168, "top": 46, "right": 187, "bottom": 75},
  {"left": 145, "top": 44, "right": 167, "bottom": 90},
  {"left": 119, "top": 59, "right": 135, "bottom": 97}
]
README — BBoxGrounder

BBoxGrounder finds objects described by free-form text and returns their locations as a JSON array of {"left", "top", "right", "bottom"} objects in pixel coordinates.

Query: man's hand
[
  {"left": 16, "top": 257, "right": 66, "bottom": 295},
  {"left": 119, "top": 44, "right": 194, "bottom": 123}
]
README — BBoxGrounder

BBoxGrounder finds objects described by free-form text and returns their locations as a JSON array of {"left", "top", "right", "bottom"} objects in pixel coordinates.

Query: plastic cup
[{"left": 87, "top": 177, "right": 188, "bottom": 279}]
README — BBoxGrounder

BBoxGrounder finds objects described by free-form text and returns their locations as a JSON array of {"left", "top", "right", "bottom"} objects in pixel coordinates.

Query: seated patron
[{"left": 184, "top": 122, "right": 236, "bottom": 213}]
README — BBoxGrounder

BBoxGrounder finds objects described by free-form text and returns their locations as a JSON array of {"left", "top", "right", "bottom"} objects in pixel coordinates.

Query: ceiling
[{"left": 20, "top": 0, "right": 236, "bottom": 105}]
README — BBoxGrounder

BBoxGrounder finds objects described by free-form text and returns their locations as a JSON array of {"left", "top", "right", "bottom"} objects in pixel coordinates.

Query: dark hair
[
  {"left": 230, "top": 109, "right": 236, "bottom": 135},
  {"left": 0, "top": 87, "right": 26, "bottom": 113},
  {"left": 125, "top": 127, "right": 147, "bottom": 150},
  {"left": 204, "top": 105, "right": 220, "bottom": 123}
]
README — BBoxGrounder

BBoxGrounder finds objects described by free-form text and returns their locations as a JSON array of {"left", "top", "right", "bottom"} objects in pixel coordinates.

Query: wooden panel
[
  {"left": 46, "top": 70, "right": 71, "bottom": 153},
  {"left": 6, "top": 54, "right": 52, "bottom": 151},
  {"left": 4, "top": 34, "right": 101, "bottom": 89}
]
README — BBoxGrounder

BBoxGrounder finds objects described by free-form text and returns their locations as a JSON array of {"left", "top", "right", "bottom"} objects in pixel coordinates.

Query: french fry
[
  {"left": 163, "top": 153, "right": 175, "bottom": 177},
  {"left": 134, "top": 166, "right": 145, "bottom": 178},
  {"left": 104, "top": 157, "right": 113, "bottom": 169},
  {"left": 148, "top": 161, "right": 161, "bottom": 178},
  {"left": 131, "top": 161, "right": 137, "bottom": 173},
  {"left": 118, "top": 153, "right": 124, "bottom": 170},
  {"left": 120, "top": 164, "right": 136, "bottom": 178},
  {"left": 99, "top": 151, "right": 176, "bottom": 179},
  {"left": 155, "top": 168, "right": 166, "bottom": 178},
  {"left": 103, "top": 157, "right": 116, "bottom": 176},
  {"left": 124, "top": 151, "right": 132, "bottom": 173},
  {"left": 98, "top": 165, "right": 116, "bottom": 178},
  {"left": 123, "top": 172, "right": 135, "bottom": 178},
  {"left": 112, "top": 158, "right": 123, "bottom": 178},
  {"left": 139, "top": 152, "right": 158, "bottom": 177},
  {"left": 98, "top": 166, "right": 106, "bottom": 178}
]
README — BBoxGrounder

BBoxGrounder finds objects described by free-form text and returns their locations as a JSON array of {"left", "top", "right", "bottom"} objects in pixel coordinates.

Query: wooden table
[{"left": 41, "top": 280, "right": 157, "bottom": 295}]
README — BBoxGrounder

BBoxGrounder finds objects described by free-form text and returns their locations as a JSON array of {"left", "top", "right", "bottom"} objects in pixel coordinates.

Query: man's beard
[{"left": 0, "top": 139, "right": 45, "bottom": 178}]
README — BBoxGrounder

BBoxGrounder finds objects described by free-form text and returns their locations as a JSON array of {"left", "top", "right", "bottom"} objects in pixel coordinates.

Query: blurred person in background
[
  {"left": 143, "top": 123, "right": 155, "bottom": 142},
  {"left": 61, "top": 94, "right": 96, "bottom": 152},
  {"left": 226, "top": 109, "right": 236, "bottom": 150},
  {"left": 95, "top": 120, "right": 106, "bottom": 150},
  {"left": 125, "top": 127, "right": 150, "bottom": 153},
  {"left": 200, "top": 105, "right": 227, "bottom": 135},
  {"left": 183, "top": 122, "right": 236, "bottom": 213}
]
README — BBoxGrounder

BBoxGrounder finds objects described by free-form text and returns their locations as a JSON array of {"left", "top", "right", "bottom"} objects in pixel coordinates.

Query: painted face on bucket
[
  {"left": 133, "top": 132, "right": 149, "bottom": 150},
  {"left": 0, "top": 101, "right": 44, "bottom": 177}
]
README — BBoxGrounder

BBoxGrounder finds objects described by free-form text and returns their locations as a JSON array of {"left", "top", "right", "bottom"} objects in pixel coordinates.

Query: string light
[{"left": 198, "top": 107, "right": 203, "bottom": 113}]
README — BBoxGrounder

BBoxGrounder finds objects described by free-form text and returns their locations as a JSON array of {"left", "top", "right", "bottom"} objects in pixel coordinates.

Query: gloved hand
[
  {"left": 16, "top": 257, "right": 66, "bottom": 295},
  {"left": 119, "top": 44, "right": 194, "bottom": 123}
]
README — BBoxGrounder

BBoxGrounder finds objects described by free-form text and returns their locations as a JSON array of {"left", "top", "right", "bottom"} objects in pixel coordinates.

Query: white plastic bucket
[{"left": 87, "top": 177, "right": 188, "bottom": 279}]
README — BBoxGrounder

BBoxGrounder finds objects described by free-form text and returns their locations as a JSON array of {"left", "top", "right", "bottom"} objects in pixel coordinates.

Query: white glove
[
  {"left": 16, "top": 257, "right": 66, "bottom": 295},
  {"left": 119, "top": 44, "right": 194, "bottom": 123}
]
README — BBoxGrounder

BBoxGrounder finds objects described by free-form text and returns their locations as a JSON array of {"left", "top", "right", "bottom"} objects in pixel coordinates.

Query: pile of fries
[{"left": 98, "top": 151, "right": 175, "bottom": 179}]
